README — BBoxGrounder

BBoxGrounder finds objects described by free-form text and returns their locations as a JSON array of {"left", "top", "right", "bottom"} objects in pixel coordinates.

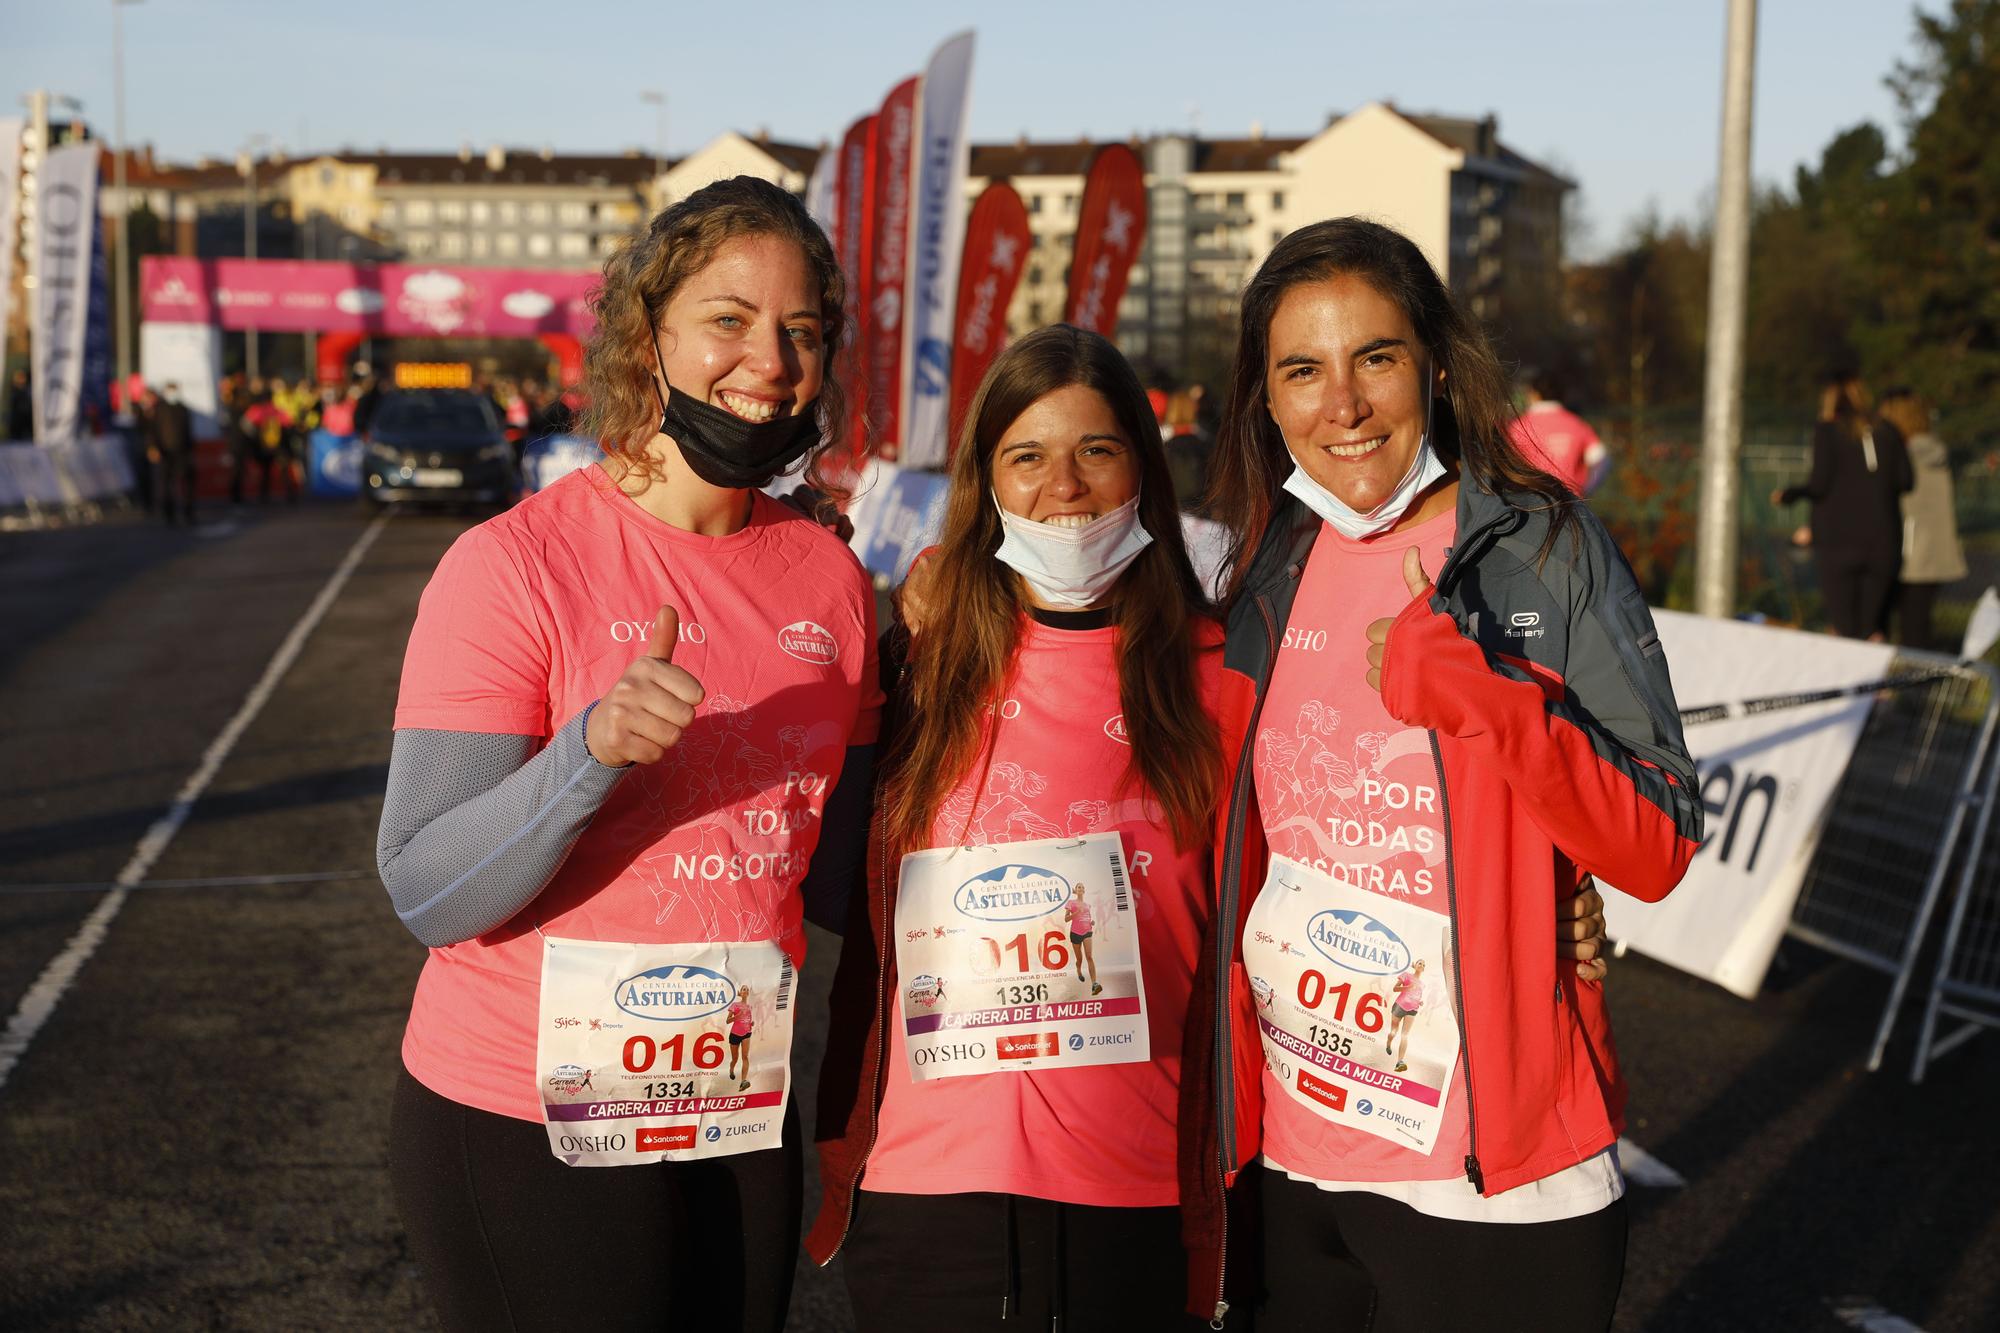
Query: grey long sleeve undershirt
[{"left": 376, "top": 715, "right": 876, "bottom": 949}]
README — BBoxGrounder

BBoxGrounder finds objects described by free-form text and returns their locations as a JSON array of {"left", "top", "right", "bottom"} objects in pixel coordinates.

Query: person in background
[
  {"left": 5, "top": 368, "right": 32, "bottom": 441},
  {"left": 145, "top": 380, "right": 198, "bottom": 526},
  {"left": 1507, "top": 368, "right": 1610, "bottom": 497},
  {"left": 127, "top": 384, "right": 159, "bottom": 516},
  {"left": 1774, "top": 373, "right": 1914, "bottom": 641},
  {"left": 1164, "top": 387, "right": 1214, "bottom": 514},
  {"left": 1878, "top": 386, "right": 1966, "bottom": 651}
]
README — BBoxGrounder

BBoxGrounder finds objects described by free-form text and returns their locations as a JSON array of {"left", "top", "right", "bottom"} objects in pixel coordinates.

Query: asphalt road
[{"left": 1, "top": 501, "right": 1995, "bottom": 1332}]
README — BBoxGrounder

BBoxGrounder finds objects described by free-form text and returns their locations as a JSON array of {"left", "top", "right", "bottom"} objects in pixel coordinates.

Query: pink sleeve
[{"left": 394, "top": 526, "right": 553, "bottom": 735}]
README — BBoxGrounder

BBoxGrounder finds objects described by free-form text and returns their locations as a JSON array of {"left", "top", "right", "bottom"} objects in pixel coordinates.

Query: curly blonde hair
[{"left": 581, "top": 176, "right": 851, "bottom": 493}]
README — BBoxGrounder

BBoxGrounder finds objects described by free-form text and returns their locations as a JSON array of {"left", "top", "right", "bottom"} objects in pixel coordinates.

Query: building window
[
  {"left": 1027, "top": 301, "right": 1043, "bottom": 325},
  {"left": 598, "top": 233, "right": 623, "bottom": 254},
  {"left": 497, "top": 200, "right": 519, "bottom": 225},
  {"left": 525, "top": 201, "right": 552, "bottom": 225},
  {"left": 470, "top": 234, "right": 489, "bottom": 257},
  {"left": 403, "top": 200, "right": 433, "bottom": 224},
  {"left": 319, "top": 166, "right": 336, "bottom": 187},
  {"left": 557, "top": 201, "right": 591, "bottom": 225},
  {"left": 1271, "top": 190, "right": 1286, "bottom": 211},
  {"left": 406, "top": 233, "right": 435, "bottom": 256},
  {"left": 379, "top": 202, "right": 398, "bottom": 223},
  {"left": 527, "top": 233, "right": 553, "bottom": 257},
  {"left": 558, "top": 232, "right": 590, "bottom": 258},
  {"left": 1028, "top": 265, "right": 1043, "bottom": 286},
  {"left": 1028, "top": 194, "right": 1043, "bottom": 215},
  {"left": 470, "top": 201, "right": 491, "bottom": 224},
  {"left": 438, "top": 232, "right": 466, "bottom": 257},
  {"left": 1225, "top": 191, "right": 1245, "bottom": 208},
  {"left": 1064, "top": 193, "right": 1078, "bottom": 215},
  {"left": 495, "top": 232, "right": 521, "bottom": 257},
  {"left": 438, "top": 199, "right": 466, "bottom": 223}
]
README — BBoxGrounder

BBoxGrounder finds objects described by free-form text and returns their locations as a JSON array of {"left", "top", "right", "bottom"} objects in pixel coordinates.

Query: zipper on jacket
[
  {"left": 1428, "top": 729, "right": 1484, "bottom": 1194},
  {"left": 825, "top": 820, "right": 896, "bottom": 1263},
  {"left": 1209, "top": 593, "right": 1280, "bottom": 1326}
]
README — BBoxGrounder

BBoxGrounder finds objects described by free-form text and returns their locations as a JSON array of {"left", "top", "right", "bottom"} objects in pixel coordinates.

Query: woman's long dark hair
[
  {"left": 1207, "top": 217, "right": 1574, "bottom": 595},
  {"left": 882, "top": 325, "right": 1221, "bottom": 854}
]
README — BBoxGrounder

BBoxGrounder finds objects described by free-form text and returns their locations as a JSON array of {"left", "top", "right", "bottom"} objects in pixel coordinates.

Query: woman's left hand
[
  {"left": 1560, "top": 880, "right": 1610, "bottom": 982},
  {"left": 1365, "top": 547, "right": 1433, "bottom": 692}
]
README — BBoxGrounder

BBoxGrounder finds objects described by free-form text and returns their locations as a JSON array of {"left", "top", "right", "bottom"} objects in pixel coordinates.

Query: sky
[{"left": 1, "top": 0, "right": 1938, "bottom": 259}]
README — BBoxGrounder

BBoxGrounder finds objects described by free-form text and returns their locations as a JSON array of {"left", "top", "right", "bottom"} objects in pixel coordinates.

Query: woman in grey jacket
[{"left": 1880, "top": 387, "right": 1966, "bottom": 650}]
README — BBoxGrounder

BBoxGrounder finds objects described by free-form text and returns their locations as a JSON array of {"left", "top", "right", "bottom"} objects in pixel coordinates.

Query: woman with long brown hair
[
  {"left": 808, "top": 324, "right": 1243, "bottom": 1329},
  {"left": 1195, "top": 217, "right": 1699, "bottom": 1331},
  {"left": 376, "top": 176, "right": 882, "bottom": 1332}
]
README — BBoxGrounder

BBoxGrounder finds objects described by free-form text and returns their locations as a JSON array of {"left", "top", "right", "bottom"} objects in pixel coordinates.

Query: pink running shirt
[
  {"left": 1507, "top": 402, "right": 1602, "bottom": 496},
  {"left": 1394, "top": 971, "right": 1425, "bottom": 1013},
  {"left": 862, "top": 617, "right": 1223, "bottom": 1207},
  {"left": 1252, "top": 510, "right": 1474, "bottom": 1184},
  {"left": 729, "top": 1000, "right": 754, "bottom": 1036},
  {"left": 396, "top": 466, "right": 883, "bottom": 1123},
  {"left": 1067, "top": 896, "right": 1096, "bottom": 935}
]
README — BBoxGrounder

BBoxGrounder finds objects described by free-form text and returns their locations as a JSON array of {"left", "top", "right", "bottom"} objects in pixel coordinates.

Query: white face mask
[
  {"left": 1279, "top": 391, "right": 1446, "bottom": 540},
  {"left": 992, "top": 493, "right": 1153, "bottom": 609}
]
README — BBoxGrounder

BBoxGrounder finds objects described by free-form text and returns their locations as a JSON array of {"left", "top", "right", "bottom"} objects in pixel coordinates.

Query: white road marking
[
  {"left": 1831, "top": 1299, "right": 1929, "bottom": 1333},
  {"left": 1617, "top": 1136, "right": 1687, "bottom": 1188},
  {"left": 0, "top": 514, "right": 389, "bottom": 1091}
]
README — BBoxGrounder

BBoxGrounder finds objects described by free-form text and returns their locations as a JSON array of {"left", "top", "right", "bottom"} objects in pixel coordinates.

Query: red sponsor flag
[
  {"left": 1063, "top": 144, "right": 1148, "bottom": 337},
  {"left": 947, "top": 181, "right": 1030, "bottom": 451},
  {"left": 835, "top": 114, "right": 876, "bottom": 462},
  {"left": 864, "top": 77, "right": 920, "bottom": 458}
]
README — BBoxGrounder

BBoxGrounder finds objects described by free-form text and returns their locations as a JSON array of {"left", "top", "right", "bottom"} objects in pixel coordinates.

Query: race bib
[
  {"left": 1242, "top": 856, "right": 1460, "bottom": 1154},
  {"left": 535, "top": 937, "right": 793, "bottom": 1166},
  {"left": 894, "top": 832, "right": 1149, "bottom": 1081}
]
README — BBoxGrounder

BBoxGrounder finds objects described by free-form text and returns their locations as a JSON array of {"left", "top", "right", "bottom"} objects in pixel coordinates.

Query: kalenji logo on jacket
[{"left": 778, "top": 621, "right": 838, "bottom": 665}]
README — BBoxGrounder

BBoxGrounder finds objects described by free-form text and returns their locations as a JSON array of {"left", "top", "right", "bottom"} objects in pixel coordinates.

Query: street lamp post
[
  {"left": 639, "top": 90, "right": 666, "bottom": 210},
  {"left": 112, "top": 0, "right": 144, "bottom": 407},
  {"left": 239, "top": 134, "right": 267, "bottom": 379}
]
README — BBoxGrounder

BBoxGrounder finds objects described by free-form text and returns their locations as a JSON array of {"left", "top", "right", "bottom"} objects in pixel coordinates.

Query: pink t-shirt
[
  {"left": 729, "top": 1000, "right": 754, "bottom": 1036},
  {"left": 1253, "top": 510, "right": 1473, "bottom": 1184},
  {"left": 1066, "top": 896, "right": 1095, "bottom": 935},
  {"left": 1507, "top": 402, "right": 1602, "bottom": 496},
  {"left": 1394, "top": 971, "right": 1425, "bottom": 1013},
  {"left": 862, "top": 617, "right": 1222, "bottom": 1207},
  {"left": 396, "top": 466, "right": 883, "bottom": 1122}
]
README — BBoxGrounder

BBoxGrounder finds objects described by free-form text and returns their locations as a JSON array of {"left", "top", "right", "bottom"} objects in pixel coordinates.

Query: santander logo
[
  {"left": 778, "top": 620, "right": 838, "bottom": 665},
  {"left": 1103, "top": 714, "right": 1129, "bottom": 745}
]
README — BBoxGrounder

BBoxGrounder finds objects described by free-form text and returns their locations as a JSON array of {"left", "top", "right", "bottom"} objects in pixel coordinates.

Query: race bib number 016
[
  {"left": 895, "top": 832, "right": 1148, "bottom": 1081},
  {"left": 536, "top": 937, "right": 793, "bottom": 1166},
  {"left": 1242, "top": 856, "right": 1460, "bottom": 1154}
]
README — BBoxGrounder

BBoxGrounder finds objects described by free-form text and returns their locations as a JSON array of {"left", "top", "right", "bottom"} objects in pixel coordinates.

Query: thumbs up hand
[
  {"left": 1364, "top": 548, "right": 1433, "bottom": 693},
  {"left": 586, "top": 605, "right": 707, "bottom": 767}
]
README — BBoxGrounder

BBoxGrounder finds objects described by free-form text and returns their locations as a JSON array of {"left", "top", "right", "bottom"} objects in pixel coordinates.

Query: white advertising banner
[
  {"left": 0, "top": 117, "right": 21, "bottom": 427},
  {"left": 1602, "top": 611, "right": 1897, "bottom": 998},
  {"left": 139, "top": 321, "right": 223, "bottom": 437},
  {"left": 31, "top": 143, "right": 101, "bottom": 445},
  {"left": 898, "top": 29, "right": 975, "bottom": 469},
  {"left": 804, "top": 144, "right": 836, "bottom": 238}
]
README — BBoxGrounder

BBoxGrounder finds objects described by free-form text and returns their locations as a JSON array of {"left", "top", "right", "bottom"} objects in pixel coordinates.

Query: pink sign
[{"left": 140, "top": 256, "right": 599, "bottom": 338}]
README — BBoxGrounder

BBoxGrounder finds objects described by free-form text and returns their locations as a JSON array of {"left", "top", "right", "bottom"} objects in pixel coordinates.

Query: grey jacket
[{"left": 1901, "top": 432, "right": 1967, "bottom": 584}]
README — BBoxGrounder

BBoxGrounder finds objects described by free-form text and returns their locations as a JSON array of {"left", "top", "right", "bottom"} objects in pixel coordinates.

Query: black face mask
[{"left": 649, "top": 336, "right": 821, "bottom": 490}]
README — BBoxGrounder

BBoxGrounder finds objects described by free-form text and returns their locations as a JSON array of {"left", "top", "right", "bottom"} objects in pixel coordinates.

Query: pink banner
[{"left": 140, "top": 256, "right": 598, "bottom": 339}]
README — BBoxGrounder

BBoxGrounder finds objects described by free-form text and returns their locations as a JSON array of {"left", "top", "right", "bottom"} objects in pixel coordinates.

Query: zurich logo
[
  {"left": 705, "top": 1126, "right": 722, "bottom": 1143},
  {"left": 1067, "top": 1034, "right": 1084, "bottom": 1051},
  {"left": 614, "top": 964, "right": 736, "bottom": 1023},
  {"left": 953, "top": 864, "right": 1071, "bottom": 923},
  {"left": 1357, "top": 1099, "right": 1374, "bottom": 1116},
  {"left": 1305, "top": 910, "right": 1412, "bottom": 976}
]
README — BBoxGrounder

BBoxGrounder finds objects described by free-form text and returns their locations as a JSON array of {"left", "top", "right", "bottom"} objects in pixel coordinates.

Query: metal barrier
[
  {"left": 1779, "top": 651, "right": 2000, "bottom": 1072},
  {"left": 1909, "top": 725, "right": 2000, "bottom": 1081}
]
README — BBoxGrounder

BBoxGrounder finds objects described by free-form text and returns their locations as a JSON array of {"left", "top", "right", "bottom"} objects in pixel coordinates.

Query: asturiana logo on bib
[
  {"left": 953, "top": 864, "right": 1070, "bottom": 923},
  {"left": 777, "top": 620, "right": 838, "bottom": 665},
  {"left": 1306, "top": 909, "right": 1412, "bottom": 976},
  {"left": 1103, "top": 714, "right": 1129, "bottom": 745},
  {"left": 614, "top": 964, "right": 736, "bottom": 1022}
]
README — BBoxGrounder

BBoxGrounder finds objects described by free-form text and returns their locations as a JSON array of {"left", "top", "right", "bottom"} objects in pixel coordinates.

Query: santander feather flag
[
  {"left": 1063, "top": 144, "right": 1148, "bottom": 337},
  {"left": 947, "top": 182, "right": 1031, "bottom": 452},
  {"left": 898, "top": 30, "right": 976, "bottom": 469},
  {"left": 864, "top": 77, "right": 919, "bottom": 458},
  {"left": 835, "top": 113, "right": 876, "bottom": 460}
]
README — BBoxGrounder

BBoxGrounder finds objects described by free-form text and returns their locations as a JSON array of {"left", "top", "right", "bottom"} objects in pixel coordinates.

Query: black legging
[
  {"left": 388, "top": 1067, "right": 802, "bottom": 1333},
  {"left": 842, "top": 1188, "right": 1242, "bottom": 1331},
  {"left": 1816, "top": 550, "right": 1899, "bottom": 640},
  {"left": 1257, "top": 1167, "right": 1628, "bottom": 1333}
]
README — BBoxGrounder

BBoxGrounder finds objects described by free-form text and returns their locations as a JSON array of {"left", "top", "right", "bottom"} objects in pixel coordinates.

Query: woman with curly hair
[{"left": 375, "top": 176, "right": 882, "bottom": 1332}]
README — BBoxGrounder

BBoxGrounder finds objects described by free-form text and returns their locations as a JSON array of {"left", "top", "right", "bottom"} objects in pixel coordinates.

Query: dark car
[{"left": 360, "top": 389, "right": 516, "bottom": 510}]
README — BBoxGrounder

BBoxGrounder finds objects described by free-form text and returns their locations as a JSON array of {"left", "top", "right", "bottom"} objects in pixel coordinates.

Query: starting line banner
[{"left": 1603, "top": 612, "right": 1896, "bottom": 998}]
